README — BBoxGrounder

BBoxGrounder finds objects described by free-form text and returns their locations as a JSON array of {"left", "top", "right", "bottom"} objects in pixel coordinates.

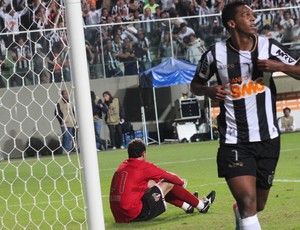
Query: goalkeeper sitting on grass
[{"left": 109, "top": 138, "right": 216, "bottom": 223}]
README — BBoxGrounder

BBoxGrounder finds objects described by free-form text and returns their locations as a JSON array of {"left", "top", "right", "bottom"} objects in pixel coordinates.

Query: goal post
[
  {"left": 65, "top": 0, "right": 105, "bottom": 229},
  {"left": 0, "top": 0, "right": 105, "bottom": 229}
]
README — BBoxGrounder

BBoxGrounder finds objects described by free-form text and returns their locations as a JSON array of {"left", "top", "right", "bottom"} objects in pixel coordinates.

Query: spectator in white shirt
[
  {"left": 83, "top": 3, "right": 102, "bottom": 43},
  {"left": 0, "top": 4, "right": 29, "bottom": 35},
  {"left": 185, "top": 33, "right": 206, "bottom": 64},
  {"left": 278, "top": 107, "right": 297, "bottom": 132}
]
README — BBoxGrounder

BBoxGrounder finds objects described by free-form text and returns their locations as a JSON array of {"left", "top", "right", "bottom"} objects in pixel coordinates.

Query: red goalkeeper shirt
[{"left": 109, "top": 158, "right": 184, "bottom": 223}]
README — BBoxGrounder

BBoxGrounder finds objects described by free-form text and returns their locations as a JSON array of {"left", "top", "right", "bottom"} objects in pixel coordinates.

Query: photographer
[
  {"left": 91, "top": 91, "right": 107, "bottom": 151},
  {"left": 102, "top": 91, "right": 125, "bottom": 150}
]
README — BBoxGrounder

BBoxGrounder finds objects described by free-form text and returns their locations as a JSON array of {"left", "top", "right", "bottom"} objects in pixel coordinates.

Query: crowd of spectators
[{"left": 0, "top": 0, "right": 300, "bottom": 87}]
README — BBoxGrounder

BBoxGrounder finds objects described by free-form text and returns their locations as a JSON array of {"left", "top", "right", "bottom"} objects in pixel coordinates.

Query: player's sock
[
  {"left": 164, "top": 192, "right": 184, "bottom": 208},
  {"left": 240, "top": 214, "right": 261, "bottom": 230},
  {"left": 196, "top": 201, "right": 205, "bottom": 211},
  {"left": 181, "top": 202, "right": 190, "bottom": 211},
  {"left": 168, "top": 184, "right": 203, "bottom": 208}
]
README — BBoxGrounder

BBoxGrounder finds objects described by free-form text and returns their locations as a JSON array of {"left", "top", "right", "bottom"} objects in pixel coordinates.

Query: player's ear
[{"left": 227, "top": 20, "right": 235, "bottom": 29}]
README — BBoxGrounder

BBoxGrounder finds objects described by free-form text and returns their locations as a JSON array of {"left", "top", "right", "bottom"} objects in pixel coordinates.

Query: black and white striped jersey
[
  {"left": 13, "top": 44, "right": 31, "bottom": 70},
  {"left": 194, "top": 35, "right": 299, "bottom": 144}
]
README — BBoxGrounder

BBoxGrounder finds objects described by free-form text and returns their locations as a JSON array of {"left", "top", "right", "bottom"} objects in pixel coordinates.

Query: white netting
[
  {"left": 1, "top": 1, "right": 300, "bottom": 228},
  {"left": 0, "top": 0, "right": 87, "bottom": 229},
  {"left": 0, "top": 79, "right": 87, "bottom": 228}
]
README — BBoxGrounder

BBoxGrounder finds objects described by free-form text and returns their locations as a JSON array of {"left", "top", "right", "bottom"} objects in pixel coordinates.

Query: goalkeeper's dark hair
[
  {"left": 222, "top": 1, "right": 246, "bottom": 31},
  {"left": 128, "top": 138, "right": 146, "bottom": 158}
]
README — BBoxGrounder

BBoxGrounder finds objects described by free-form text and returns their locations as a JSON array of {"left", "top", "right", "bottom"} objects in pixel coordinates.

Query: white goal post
[
  {"left": 65, "top": 0, "right": 104, "bottom": 229},
  {"left": 0, "top": 0, "right": 105, "bottom": 229}
]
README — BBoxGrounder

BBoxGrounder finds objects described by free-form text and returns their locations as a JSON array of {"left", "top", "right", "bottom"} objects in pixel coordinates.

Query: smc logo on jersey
[{"left": 231, "top": 77, "right": 265, "bottom": 99}]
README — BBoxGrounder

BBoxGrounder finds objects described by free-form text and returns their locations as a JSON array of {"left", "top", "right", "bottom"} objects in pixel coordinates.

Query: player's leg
[
  {"left": 217, "top": 143, "right": 260, "bottom": 230},
  {"left": 164, "top": 185, "right": 202, "bottom": 211},
  {"left": 164, "top": 184, "right": 216, "bottom": 213},
  {"left": 227, "top": 175, "right": 261, "bottom": 230},
  {"left": 256, "top": 188, "right": 270, "bottom": 212},
  {"left": 165, "top": 191, "right": 199, "bottom": 213},
  {"left": 228, "top": 181, "right": 270, "bottom": 230},
  {"left": 255, "top": 136, "right": 280, "bottom": 212},
  {"left": 227, "top": 175, "right": 257, "bottom": 217}
]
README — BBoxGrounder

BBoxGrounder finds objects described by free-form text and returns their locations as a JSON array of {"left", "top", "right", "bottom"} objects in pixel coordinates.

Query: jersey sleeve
[
  {"left": 269, "top": 38, "right": 300, "bottom": 65},
  {"left": 143, "top": 162, "right": 184, "bottom": 186},
  {"left": 161, "top": 171, "right": 184, "bottom": 186},
  {"left": 194, "top": 49, "right": 216, "bottom": 83}
]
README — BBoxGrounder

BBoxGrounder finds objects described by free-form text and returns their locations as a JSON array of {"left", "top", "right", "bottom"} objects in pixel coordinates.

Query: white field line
[
  {"left": 5, "top": 178, "right": 300, "bottom": 208},
  {"left": 99, "top": 146, "right": 300, "bottom": 172},
  {"left": 281, "top": 148, "right": 300, "bottom": 152},
  {"left": 100, "top": 158, "right": 215, "bottom": 172},
  {"left": 274, "top": 179, "right": 300, "bottom": 182},
  {"left": 156, "top": 158, "right": 215, "bottom": 166}
]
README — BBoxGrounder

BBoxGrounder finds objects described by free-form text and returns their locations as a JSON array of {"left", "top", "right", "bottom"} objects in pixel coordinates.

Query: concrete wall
[{"left": 0, "top": 74, "right": 300, "bottom": 158}]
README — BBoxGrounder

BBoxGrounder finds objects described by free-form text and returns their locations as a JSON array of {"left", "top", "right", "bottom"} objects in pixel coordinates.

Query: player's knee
[
  {"left": 158, "top": 181, "right": 174, "bottom": 194},
  {"left": 237, "top": 196, "right": 257, "bottom": 217},
  {"left": 165, "top": 182, "right": 174, "bottom": 190},
  {"left": 147, "top": 180, "right": 156, "bottom": 188}
]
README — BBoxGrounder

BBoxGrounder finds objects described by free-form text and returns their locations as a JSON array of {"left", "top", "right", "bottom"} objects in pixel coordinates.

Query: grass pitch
[
  {"left": 100, "top": 132, "right": 300, "bottom": 230},
  {"left": 0, "top": 132, "right": 299, "bottom": 229}
]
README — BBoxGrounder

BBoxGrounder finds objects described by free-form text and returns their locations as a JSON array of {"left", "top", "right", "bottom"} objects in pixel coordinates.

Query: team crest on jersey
[
  {"left": 271, "top": 45, "right": 297, "bottom": 65},
  {"left": 152, "top": 193, "right": 161, "bottom": 202},
  {"left": 218, "top": 63, "right": 235, "bottom": 70}
]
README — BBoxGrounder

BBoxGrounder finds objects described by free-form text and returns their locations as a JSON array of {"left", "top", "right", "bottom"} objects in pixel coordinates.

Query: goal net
[
  {"left": 2, "top": 1, "right": 299, "bottom": 229},
  {"left": 0, "top": 1, "right": 89, "bottom": 229}
]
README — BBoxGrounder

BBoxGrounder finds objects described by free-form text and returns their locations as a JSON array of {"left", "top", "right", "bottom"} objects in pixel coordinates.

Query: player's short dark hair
[
  {"left": 128, "top": 138, "right": 146, "bottom": 158},
  {"left": 222, "top": 1, "right": 246, "bottom": 31},
  {"left": 283, "top": 107, "right": 291, "bottom": 113}
]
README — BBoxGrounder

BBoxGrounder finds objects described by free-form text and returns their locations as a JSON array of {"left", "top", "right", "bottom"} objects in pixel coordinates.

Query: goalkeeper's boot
[{"left": 199, "top": 190, "right": 216, "bottom": 213}]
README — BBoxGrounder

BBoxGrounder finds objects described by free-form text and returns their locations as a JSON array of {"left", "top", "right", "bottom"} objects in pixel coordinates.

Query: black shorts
[
  {"left": 132, "top": 185, "right": 166, "bottom": 222},
  {"left": 217, "top": 137, "right": 280, "bottom": 189}
]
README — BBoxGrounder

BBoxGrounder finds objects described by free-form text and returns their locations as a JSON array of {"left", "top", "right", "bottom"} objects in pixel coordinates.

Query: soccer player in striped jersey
[{"left": 191, "top": 1, "right": 300, "bottom": 229}]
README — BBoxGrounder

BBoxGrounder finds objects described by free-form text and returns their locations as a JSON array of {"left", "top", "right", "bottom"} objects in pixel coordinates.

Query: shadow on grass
[{"left": 106, "top": 211, "right": 206, "bottom": 229}]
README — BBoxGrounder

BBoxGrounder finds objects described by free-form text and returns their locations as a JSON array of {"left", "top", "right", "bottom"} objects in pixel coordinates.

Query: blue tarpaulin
[
  {"left": 139, "top": 58, "right": 198, "bottom": 144},
  {"left": 140, "top": 58, "right": 197, "bottom": 88}
]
